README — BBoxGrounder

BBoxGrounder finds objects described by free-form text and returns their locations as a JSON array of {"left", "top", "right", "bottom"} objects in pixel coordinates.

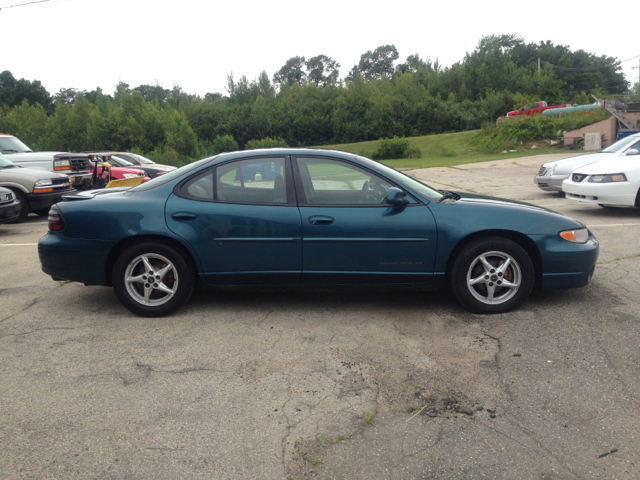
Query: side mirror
[
  {"left": 625, "top": 149, "right": 639, "bottom": 156},
  {"left": 386, "top": 187, "right": 408, "bottom": 206}
]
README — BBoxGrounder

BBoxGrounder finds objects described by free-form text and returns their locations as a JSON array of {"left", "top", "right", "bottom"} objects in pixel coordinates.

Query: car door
[
  {"left": 292, "top": 155, "right": 438, "bottom": 284},
  {"left": 165, "top": 156, "right": 302, "bottom": 285}
]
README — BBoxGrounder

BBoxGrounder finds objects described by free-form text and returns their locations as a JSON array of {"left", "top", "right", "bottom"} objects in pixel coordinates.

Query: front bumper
[
  {"left": 534, "top": 174, "right": 567, "bottom": 192},
  {"left": 66, "top": 173, "right": 93, "bottom": 189},
  {"left": 0, "top": 199, "right": 21, "bottom": 224},
  {"left": 562, "top": 178, "right": 637, "bottom": 206},
  {"left": 532, "top": 231, "right": 599, "bottom": 289},
  {"left": 27, "top": 189, "right": 77, "bottom": 211}
]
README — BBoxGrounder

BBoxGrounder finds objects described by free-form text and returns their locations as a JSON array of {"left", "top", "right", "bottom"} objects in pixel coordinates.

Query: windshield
[
  {"left": 356, "top": 156, "right": 443, "bottom": 200},
  {"left": 131, "top": 157, "right": 214, "bottom": 192},
  {"left": 132, "top": 154, "right": 156, "bottom": 165},
  {"left": 0, "top": 136, "right": 32, "bottom": 154},
  {"left": 0, "top": 154, "right": 17, "bottom": 168},
  {"left": 111, "top": 156, "right": 136, "bottom": 166},
  {"left": 602, "top": 136, "right": 640, "bottom": 153}
]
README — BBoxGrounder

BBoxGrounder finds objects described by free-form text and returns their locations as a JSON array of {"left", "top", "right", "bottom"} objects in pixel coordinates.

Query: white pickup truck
[{"left": 0, "top": 134, "right": 93, "bottom": 189}]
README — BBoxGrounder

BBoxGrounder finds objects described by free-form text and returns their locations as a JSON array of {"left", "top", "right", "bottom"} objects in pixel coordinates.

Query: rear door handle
[
  {"left": 308, "top": 215, "right": 334, "bottom": 225},
  {"left": 171, "top": 212, "right": 198, "bottom": 221}
]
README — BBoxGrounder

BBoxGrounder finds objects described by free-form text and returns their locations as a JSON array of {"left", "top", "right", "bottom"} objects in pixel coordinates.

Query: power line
[{"left": 0, "top": 0, "right": 55, "bottom": 8}]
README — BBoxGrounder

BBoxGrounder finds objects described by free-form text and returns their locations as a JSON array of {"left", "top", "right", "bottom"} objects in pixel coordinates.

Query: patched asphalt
[{"left": 1, "top": 153, "right": 639, "bottom": 479}]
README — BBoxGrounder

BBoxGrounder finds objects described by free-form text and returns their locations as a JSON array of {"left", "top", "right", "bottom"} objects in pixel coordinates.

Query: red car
[{"left": 88, "top": 155, "right": 150, "bottom": 188}]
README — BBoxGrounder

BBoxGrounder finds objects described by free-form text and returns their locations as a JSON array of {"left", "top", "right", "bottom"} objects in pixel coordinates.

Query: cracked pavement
[{"left": 1, "top": 153, "right": 639, "bottom": 479}]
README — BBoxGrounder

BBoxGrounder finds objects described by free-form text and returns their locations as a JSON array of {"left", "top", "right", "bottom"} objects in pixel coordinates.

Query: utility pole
[{"left": 538, "top": 58, "right": 541, "bottom": 73}]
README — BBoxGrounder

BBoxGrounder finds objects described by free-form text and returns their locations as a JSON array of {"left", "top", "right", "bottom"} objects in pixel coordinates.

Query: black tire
[
  {"left": 450, "top": 237, "right": 534, "bottom": 314},
  {"left": 33, "top": 208, "right": 51, "bottom": 217},
  {"left": 112, "top": 242, "right": 195, "bottom": 317},
  {"left": 7, "top": 190, "right": 29, "bottom": 223}
]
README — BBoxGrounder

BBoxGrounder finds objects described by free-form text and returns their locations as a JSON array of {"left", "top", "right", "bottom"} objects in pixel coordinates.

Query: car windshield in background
[
  {"left": 601, "top": 136, "right": 639, "bottom": 153},
  {"left": 0, "top": 154, "right": 17, "bottom": 168},
  {"left": 130, "top": 157, "right": 214, "bottom": 192},
  {"left": 133, "top": 154, "right": 156, "bottom": 164},
  {"left": 356, "top": 156, "right": 443, "bottom": 200},
  {"left": 0, "top": 137, "right": 31, "bottom": 154},
  {"left": 111, "top": 156, "right": 136, "bottom": 166}
]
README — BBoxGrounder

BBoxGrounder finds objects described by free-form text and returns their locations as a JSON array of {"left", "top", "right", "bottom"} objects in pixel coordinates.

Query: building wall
[
  {"left": 563, "top": 117, "right": 617, "bottom": 148},
  {"left": 623, "top": 112, "right": 640, "bottom": 130}
]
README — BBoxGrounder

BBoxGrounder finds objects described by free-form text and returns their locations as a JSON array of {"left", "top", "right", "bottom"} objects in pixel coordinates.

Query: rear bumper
[
  {"left": 0, "top": 199, "right": 21, "bottom": 224},
  {"left": 38, "top": 232, "right": 115, "bottom": 285},
  {"left": 27, "top": 189, "right": 76, "bottom": 211}
]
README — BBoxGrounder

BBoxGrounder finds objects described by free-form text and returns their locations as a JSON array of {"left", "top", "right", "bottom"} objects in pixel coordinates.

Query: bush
[
  {"left": 474, "top": 108, "right": 610, "bottom": 153},
  {"left": 245, "top": 136, "right": 288, "bottom": 150},
  {"left": 371, "top": 136, "right": 422, "bottom": 160}
]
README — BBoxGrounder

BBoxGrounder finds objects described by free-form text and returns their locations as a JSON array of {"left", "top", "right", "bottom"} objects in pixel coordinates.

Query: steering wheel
[{"left": 359, "top": 179, "right": 387, "bottom": 204}]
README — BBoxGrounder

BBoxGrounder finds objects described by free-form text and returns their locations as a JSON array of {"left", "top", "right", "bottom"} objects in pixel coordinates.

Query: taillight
[{"left": 48, "top": 204, "right": 65, "bottom": 231}]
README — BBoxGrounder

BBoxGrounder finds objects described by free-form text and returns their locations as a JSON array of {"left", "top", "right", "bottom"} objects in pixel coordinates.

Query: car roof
[{"left": 215, "top": 148, "right": 357, "bottom": 162}]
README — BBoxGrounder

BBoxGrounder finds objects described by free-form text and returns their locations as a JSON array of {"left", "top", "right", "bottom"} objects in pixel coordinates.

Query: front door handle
[
  {"left": 171, "top": 212, "right": 198, "bottom": 221},
  {"left": 308, "top": 215, "right": 334, "bottom": 226}
]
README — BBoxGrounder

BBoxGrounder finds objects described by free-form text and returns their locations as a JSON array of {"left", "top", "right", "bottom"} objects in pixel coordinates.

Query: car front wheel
[
  {"left": 113, "top": 242, "right": 194, "bottom": 317},
  {"left": 450, "top": 237, "right": 534, "bottom": 314}
]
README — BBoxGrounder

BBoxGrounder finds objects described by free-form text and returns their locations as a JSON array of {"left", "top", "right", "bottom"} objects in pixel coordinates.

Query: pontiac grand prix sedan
[{"left": 38, "top": 149, "right": 599, "bottom": 317}]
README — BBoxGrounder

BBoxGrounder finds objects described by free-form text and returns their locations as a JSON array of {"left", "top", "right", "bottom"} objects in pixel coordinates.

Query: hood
[
  {"left": 5, "top": 151, "right": 87, "bottom": 160},
  {"left": 547, "top": 152, "right": 617, "bottom": 175},
  {"left": 454, "top": 191, "right": 578, "bottom": 219},
  {"left": 0, "top": 166, "right": 69, "bottom": 181},
  {"left": 152, "top": 164, "right": 177, "bottom": 170},
  {"left": 572, "top": 157, "right": 639, "bottom": 175},
  {"left": 90, "top": 165, "right": 146, "bottom": 175}
]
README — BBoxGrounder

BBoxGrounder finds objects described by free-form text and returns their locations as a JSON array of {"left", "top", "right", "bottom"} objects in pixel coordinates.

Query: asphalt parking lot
[{"left": 1, "top": 153, "right": 639, "bottom": 480}]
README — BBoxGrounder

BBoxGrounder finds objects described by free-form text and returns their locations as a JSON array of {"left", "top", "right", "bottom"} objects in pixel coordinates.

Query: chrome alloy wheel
[
  {"left": 466, "top": 251, "right": 521, "bottom": 305},
  {"left": 124, "top": 254, "right": 179, "bottom": 306}
]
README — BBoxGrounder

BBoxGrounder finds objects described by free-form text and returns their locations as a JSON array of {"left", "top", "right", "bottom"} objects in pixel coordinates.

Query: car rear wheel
[
  {"left": 450, "top": 237, "right": 534, "bottom": 314},
  {"left": 113, "top": 242, "right": 194, "bottom": 317}
]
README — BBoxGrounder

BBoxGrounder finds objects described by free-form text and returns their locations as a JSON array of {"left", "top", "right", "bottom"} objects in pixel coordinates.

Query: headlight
[
  {"left": 588, "top": 173, "right": 627, "bottom": 183},
  {"left": 547, "top": 165, "right": 557, "bottom": 176},
  {"left": 34, "top": 179, "right": 53, "bottom": 187},
  {"left": 54, "top": 160, "right": 70, "bottom": 171},
  {"left": 122, "top": 173, "right": 139, "bottom": 179},
  {"left": 559, "top": 228, "right": 589, "bottom": 243}
]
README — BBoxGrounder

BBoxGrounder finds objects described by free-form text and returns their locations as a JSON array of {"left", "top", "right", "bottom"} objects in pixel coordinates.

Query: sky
[{"left": 2, "top": 0, "right": 639, "bottom": 97}]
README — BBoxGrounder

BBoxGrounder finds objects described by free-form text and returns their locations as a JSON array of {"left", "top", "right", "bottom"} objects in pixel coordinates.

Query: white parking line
[{"left": 0, "top": 243, "right": 38, "bottom": 247}]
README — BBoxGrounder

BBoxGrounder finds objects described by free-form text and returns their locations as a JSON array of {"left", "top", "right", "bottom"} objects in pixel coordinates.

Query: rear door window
[{"left": 215, "top": 157, "right": 287, "bottom": 204}]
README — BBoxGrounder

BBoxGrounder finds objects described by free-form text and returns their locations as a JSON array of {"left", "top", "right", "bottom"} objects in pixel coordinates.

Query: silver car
[
  {"left": 534, "top": 133, "right": 640, "bottom": 192},
  {"left": 0, "top": 154, "right": 75, "bottom": 223}
]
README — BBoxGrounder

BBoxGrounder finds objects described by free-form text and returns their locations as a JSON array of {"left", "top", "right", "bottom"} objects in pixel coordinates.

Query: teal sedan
[{"left": 38, "top": 149, "right": 599, "bottom": 317}]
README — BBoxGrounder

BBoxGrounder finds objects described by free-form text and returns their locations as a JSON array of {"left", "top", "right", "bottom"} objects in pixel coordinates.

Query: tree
[
  {"left": 348, "top": 45, "right": 399, "bottom": 81},
  {"left": 273, "top": 56, "right": 307, "bottom": 86},
  {"left": 306, "top": 55, "right": 340, "bottom": 86},
  {"left": 0, "top": 70, "right": 53, "bottom": 112},
  {"left": 54, "top": 88, "right": 81, "bottom": 105},
  {"left": 396, "top": 54, "right": 427, "bottom": 74},
  {"left": 134, "top": 83, "right": 170, "bottom": 104}
]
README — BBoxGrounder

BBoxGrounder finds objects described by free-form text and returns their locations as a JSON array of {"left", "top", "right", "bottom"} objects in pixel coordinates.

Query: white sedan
[{"left": 562, "top": 139, "right": 640, "bottom": 207}]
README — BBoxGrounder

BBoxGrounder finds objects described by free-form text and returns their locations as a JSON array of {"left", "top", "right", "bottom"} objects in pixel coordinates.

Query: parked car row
[
  {"left": 534, "top": 132, "right": 640, "bottom": 207},
  {"left": 0, "top": 134, "right": 175, "bottom": 223}
]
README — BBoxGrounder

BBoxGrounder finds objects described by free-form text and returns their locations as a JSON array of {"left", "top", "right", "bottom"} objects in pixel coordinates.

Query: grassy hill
[{"left": 316, "top": 130, "right": 565, "bottom": 169}]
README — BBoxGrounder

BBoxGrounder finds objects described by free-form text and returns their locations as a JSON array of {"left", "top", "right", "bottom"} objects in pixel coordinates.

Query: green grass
[{"left": 317, "top": 130, "right": 565, "bottom": 169}]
